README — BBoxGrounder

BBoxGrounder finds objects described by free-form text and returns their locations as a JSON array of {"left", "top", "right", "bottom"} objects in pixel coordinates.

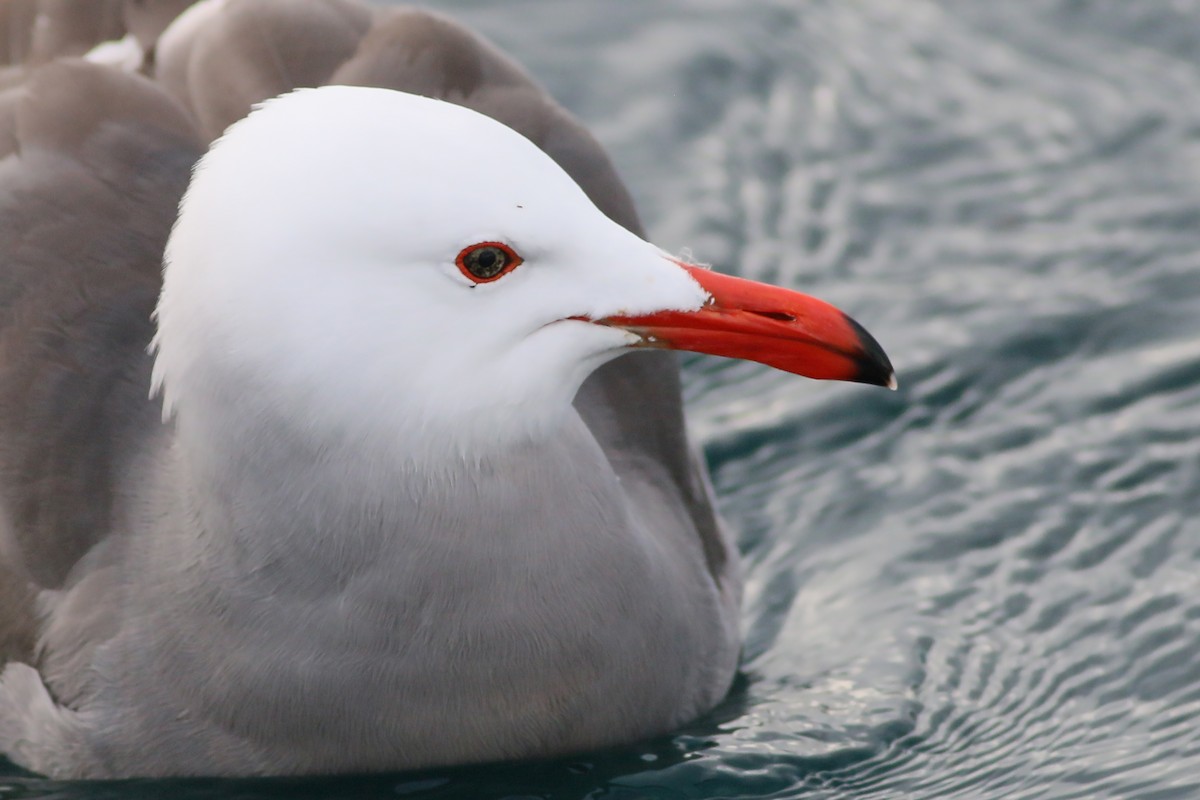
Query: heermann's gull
[{"left": 0, "top": 0, "right": 895, "bottom": 780}]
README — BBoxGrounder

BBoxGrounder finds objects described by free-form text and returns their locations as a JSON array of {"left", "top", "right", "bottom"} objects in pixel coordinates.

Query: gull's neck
[{"left": 166, "top": 372, "right": 631, "bottom": 577}]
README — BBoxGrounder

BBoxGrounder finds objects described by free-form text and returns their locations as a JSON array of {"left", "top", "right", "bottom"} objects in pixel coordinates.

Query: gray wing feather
[{"left": 0, "top": 60, "right": 200, "bottom": 662}]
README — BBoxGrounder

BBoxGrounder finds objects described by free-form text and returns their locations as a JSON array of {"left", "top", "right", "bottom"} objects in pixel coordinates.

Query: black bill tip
[{"left": 845, "top": 314, "right": 898, "bottom": 390}]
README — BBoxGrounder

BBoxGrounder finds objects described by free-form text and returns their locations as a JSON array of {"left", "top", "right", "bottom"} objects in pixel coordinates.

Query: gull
[{"left": 0, "top": 1, "right": 894, "bottom": 779}]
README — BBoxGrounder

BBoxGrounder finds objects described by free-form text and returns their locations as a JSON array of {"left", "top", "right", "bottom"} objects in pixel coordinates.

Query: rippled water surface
[{"left": 7, "top": 1, "right": 1200, "bottom": 798}]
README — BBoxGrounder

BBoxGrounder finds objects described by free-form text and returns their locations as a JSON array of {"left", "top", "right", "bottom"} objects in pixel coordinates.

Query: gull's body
[{"left": 0, "top": 0, "right": 892, "bottom": 780}]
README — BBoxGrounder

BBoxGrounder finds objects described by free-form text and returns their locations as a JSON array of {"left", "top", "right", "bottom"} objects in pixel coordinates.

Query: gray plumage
[{"left": 0, "top": 0, "right": 740, "bottom": 779}]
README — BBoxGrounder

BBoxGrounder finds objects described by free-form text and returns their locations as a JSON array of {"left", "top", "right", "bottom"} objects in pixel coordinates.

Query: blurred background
[{"left": 5, "top": 0, "right": 1200, "bottom": 798}]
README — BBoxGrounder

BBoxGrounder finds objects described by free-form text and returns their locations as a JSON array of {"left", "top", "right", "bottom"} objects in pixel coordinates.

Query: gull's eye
[{"left": 456, "top": 242, "right": 522, "bottom": 283}]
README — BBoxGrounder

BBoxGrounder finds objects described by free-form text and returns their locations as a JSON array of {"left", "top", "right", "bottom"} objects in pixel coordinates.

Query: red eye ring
[{"left": 456, "top": 241, "right": 523, "bottom": 284}]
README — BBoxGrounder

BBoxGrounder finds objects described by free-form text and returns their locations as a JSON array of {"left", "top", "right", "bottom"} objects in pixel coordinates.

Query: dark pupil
[{"left": 467, "top": 246, "right": 507, "bottom": 279}]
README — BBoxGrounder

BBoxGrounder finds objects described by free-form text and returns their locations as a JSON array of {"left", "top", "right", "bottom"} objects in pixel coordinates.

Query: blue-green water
[{"left": 6, "top": 0, "right": 1200, "bottom": 797}]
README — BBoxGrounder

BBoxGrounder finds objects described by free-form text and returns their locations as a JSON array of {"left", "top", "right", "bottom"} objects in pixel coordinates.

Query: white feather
[{"left": 152, "top": 87, "right": 708, "bottom": 464}]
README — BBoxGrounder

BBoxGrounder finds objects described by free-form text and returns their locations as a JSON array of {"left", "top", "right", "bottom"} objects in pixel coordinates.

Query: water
[{"left": 5, "top": 0, "right": 1200, "bottom": 797}]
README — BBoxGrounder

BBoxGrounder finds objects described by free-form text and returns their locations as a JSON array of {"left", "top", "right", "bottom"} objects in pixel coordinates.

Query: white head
[
  {"left": 152, "top": 87, "right": 708, "bottom": 462},
  {"left": 152, "top": 86, "right": 891, "bottom": 466}
]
